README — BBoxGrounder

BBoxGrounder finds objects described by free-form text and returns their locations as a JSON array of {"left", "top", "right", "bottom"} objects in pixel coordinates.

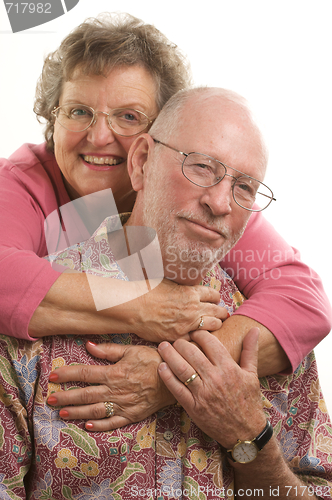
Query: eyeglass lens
[
  {"left": 182, "top": 153, "right": 273, "bottom": 211},
  {"left": 54, "top": 104, "right": 150, "bottom": 136}
]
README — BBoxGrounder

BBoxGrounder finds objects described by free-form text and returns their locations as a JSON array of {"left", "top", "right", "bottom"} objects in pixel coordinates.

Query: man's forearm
[
  {"left": 233, "top": 438, "right": 318, "bottom": 499},
  {"left": 212, "top": 314, "right": 290, "bottom": 377}
]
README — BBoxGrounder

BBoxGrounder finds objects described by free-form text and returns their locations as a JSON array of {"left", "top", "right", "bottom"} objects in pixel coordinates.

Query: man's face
[{"left": 140, "top": 95, "right": 267, "bottom": 284}]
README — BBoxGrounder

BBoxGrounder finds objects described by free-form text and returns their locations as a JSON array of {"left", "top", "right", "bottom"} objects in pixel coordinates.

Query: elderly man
[{"left": 1, "top": 88, "right": 331, "bottom": 498}]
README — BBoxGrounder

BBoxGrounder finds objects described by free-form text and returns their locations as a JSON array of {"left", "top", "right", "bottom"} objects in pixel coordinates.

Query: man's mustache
[{"left": 175, "top": 210, "right": 231, "bottom": 239}]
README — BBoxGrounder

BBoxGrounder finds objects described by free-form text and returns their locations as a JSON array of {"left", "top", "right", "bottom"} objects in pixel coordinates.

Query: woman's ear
[{"left": 127, "top": 134, "right": 155, "bottom": 192}]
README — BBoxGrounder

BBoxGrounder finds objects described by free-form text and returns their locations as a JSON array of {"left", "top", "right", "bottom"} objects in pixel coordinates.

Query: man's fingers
[
  {"left": 158, "top": 342, "right": 201, "bottom": 387},
  {"left": 189, "top": 329, "right": 229, "bottom": 365},
  {"left": 240, "top": 327, "right": 260, "bottom": 374},
  {"left": 158, "top": 361, "right": 193, "bottom": 407}
]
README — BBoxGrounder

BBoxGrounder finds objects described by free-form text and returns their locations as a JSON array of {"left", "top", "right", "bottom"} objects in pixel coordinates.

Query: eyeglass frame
[
  {"left": 51, "top": 103, "right": 154, "bottom": 137},
  {"left": 152, "top": 138, "right": 276, "bottom": 212}
]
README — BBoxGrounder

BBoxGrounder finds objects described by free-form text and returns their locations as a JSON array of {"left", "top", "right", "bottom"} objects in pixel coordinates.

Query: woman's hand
[
  {"left": 129, "top": 278, "right": 227, "bottom": 342},
  {"left": 47, "top": 341, "right": 175, "bottom": 431}
]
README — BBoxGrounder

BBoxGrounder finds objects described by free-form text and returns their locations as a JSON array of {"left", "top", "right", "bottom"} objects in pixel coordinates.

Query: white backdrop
[{"left": 1, "top": 1, "right": 332, "bottom": 411}]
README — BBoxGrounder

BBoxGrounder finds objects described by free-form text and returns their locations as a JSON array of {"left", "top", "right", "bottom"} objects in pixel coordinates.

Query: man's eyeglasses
[
  {"left": 153, "top": 139, "right": 276, "bottom": 212},
  {"left": 51, "top": 104, "right": 153, "bottom": 137}
]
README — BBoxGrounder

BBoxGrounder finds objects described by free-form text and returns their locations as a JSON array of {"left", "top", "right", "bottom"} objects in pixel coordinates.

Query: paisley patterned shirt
[{"left": 0, "top": 215, "right": 332, "bottom": 500}]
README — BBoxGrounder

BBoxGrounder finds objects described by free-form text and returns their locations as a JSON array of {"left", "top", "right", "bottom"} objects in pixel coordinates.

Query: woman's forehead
[{"left": 60, "top": 66, "right": 159, "bottom": 113}]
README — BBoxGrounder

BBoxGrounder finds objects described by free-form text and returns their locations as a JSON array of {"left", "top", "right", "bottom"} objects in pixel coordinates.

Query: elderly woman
[{"left": 0, "top": 14, "right": 330, "bottom": 427}]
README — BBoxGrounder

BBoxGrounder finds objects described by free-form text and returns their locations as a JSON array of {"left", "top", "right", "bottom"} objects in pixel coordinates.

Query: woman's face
[{"left": 53, "top": 65, "right": 159, "bottom": 209}]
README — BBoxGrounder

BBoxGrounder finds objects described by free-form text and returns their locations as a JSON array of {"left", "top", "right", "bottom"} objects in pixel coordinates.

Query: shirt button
[{"left": 163, "top": 430, "right": 173, "bottom": 441}]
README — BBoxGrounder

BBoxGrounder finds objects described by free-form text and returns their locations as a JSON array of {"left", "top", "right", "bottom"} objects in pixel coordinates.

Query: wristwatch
[{"left": 226, "top": 420, "right": 273, "bottom": 464}]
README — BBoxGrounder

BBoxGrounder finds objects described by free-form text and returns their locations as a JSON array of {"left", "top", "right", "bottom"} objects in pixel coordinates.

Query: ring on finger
[
  {"left": 198, "top": 317, "right": 204, "bottom": 329},
  {"left": 104, "top": 401, "right": 114, "bottom": 418},
  {"left": 184, "top": 373, "right": 199, "bottom": 386}
]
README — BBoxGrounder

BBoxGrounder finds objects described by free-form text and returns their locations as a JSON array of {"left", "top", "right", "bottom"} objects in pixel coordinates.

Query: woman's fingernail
[
  {"left": 47, "top": 396, "right": 57, "bottom": 405},
  {"left": 49, "top": 372, "right": 59, "bottom": 382},
  {"left": 59, "top": 410, "right": 69, "bottom": 418},
  {"left": 86, "top": 341, "right": 98, "bottom": 347},
  {"left": 86, "top": 423, "right": 94, "bottom": 430}
]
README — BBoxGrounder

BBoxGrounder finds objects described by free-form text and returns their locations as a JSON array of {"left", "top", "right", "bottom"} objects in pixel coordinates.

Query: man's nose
[
  {"left": 86, "top": 112, "right": 116, "bottom": 147},
  {"left": 199, "top": 176, "right": 233, "bottom": 216}
]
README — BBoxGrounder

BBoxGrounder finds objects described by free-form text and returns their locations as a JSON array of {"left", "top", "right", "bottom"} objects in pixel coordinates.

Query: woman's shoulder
[
  {"left": 0, "top": 142, "right": 66, "bottom": 196},
  {"left": 3, "top": 142, "right": 55, "bottom": 173}
]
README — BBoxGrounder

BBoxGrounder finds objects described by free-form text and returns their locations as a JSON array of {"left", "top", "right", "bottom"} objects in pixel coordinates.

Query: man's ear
[{"left": 127, "top": 134, "right": 155, "bottom": 192}]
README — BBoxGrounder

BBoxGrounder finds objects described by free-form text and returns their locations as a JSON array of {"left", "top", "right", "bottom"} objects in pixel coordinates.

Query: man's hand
[
  {"left": 47, "top": 342, "right": 175, "bottom": 431},
  {"left": 157, "top": 328, "right": 266, "bottom": 449}
]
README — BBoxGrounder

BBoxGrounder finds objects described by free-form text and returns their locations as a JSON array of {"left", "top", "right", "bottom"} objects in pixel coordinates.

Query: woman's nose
[{"left": 86, "top": 112, "right": 116, "bottom": 146}]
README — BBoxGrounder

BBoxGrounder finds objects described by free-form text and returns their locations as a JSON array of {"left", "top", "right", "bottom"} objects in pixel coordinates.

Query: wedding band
[
  {"left": 198, "top": 317, "right": 204, "bottom": 329},
  {"left": 184, "top": 373, "right": 198, "bottom": 386},
  {"left": 104, "top": 401, "right": 114, "bottom": 418}
]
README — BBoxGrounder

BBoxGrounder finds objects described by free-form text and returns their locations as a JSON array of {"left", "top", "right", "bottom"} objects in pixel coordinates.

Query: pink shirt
[{"left": 0, "top": 143, "right": 331, "bottom": 370}]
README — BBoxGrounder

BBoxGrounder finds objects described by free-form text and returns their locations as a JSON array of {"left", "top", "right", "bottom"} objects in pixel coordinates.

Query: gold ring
[
  {"left": 198, "top": 317, "right": 204, "bottom": 328},
  {"left": 184, "top": 373, "right": 198, "bottom": 386},
  {"left": 104, "top": 401, "right": 114, "bottom": 418}
]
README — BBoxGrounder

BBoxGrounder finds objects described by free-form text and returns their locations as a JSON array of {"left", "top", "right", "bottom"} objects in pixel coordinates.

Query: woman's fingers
[
  {"left": 57, "top": 402, "right": 135, "bottom": 432},
  {"left": 132, "top": 279, "right": 228, "bottom": 342},
  {"left": 85, "top": 415, "right": 132, "bottom": 432}
]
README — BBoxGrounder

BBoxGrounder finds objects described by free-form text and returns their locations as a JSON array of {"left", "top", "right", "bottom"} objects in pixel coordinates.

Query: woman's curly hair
[{"left": 33, "top": 12, "right": 192, "bottom": 151}]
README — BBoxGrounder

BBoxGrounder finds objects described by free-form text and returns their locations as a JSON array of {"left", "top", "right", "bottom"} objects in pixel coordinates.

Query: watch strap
[{"left": 253, "top": 419, "right": 273, "bottom": 450}]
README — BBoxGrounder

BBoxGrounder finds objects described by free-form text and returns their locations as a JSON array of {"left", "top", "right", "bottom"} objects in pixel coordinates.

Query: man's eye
[
  {"left": 196, "top": 163, "right": 210, "bottom": 169},
  {"left": 234, "top": 178, "right": 257, "bottom": 198}
]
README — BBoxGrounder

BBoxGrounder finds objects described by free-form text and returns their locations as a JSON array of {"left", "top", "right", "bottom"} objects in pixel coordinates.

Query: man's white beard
[{"left": 142, "top": 164, "right": 246, "bottom": 283}]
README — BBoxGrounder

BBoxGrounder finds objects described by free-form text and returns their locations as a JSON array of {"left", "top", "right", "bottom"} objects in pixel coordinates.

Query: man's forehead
[{"left": 175, "top": 94, "right": 266, "bottom": 179}]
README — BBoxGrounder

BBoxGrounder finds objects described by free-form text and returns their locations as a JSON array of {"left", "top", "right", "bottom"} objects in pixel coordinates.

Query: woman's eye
[
  {"left": 116, "top": 110, "right": 141, "bottom": 123},
  {"left": 123, "top": 113, "right": 137, "bottom": 121},
  {"left": 71, "top": 108, "right": 89, "bottom": 117},
  {"left": 122, "top": 113, "right": 140, "bottom": 122}
]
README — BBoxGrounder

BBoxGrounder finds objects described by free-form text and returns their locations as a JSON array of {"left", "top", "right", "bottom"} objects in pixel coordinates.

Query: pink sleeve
[
  {"left": 0, "top": 158, "right": 61, "bottom": 340},
  {"left": 220, "top": 211, "right": 332, "bottom": 371}
]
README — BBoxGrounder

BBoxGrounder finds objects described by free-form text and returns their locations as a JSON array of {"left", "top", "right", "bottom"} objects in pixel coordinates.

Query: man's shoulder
[{"left": 202, "top": 263, "right": 245, "bottom": 314}]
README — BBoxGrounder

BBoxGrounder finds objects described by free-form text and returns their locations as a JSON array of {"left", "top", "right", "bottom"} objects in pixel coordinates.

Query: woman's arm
[
  {"left": 221, "top": 211, "right": 332, "bottom": 370},
  {"left": 29, "top": 271, "right": 225, "bottom": 340}
]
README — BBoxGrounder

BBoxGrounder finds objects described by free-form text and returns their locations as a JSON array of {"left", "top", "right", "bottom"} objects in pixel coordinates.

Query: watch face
[{"left": 232, "top": 441, "right": 258, "bottom": 464}]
